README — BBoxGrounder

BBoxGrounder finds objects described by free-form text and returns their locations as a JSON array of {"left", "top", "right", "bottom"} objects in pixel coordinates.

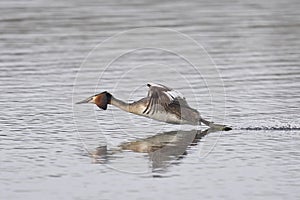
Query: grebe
[{"left": 76, "top": 83, "right": 231, "bottom": 131}]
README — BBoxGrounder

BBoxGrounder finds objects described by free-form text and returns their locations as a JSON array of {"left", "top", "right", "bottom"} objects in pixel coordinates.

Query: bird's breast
[{"left": 143, "top": 111, "right": 182, "bottom": 124}]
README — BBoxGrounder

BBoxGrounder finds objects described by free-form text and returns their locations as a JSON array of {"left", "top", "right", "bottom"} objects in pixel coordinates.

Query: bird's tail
[{"left": 200, "top": 118, "right": 232, "bottom": 131}]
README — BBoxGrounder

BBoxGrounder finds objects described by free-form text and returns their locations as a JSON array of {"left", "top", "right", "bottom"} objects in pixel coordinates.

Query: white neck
[{"left": 110, "top": 96, "right": 131, "bottom": 112}]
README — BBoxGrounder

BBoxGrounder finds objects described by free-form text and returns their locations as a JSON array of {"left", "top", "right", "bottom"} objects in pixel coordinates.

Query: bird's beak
[{"left": 76, "top": 96, "right": 94, "bottom": 104}]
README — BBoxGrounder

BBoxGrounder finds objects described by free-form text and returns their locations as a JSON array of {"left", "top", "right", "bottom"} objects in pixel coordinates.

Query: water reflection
[{"left": 91, "top": 128, "right": 221, "bottom": 172}]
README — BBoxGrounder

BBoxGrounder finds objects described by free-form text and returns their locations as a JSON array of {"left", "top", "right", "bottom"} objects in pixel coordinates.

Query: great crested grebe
[{"left": 76, "top": 83, "right": 231, "bottom": 131}]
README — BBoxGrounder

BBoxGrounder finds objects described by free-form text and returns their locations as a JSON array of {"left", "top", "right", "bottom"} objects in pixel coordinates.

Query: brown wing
[{"left": 143, "top": 83, "right": 191, "bottom": 115}]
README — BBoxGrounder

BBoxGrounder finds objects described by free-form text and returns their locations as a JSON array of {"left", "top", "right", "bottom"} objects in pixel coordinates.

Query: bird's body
[
  {"left": 129, "top": 97, "right": 198, "bottom": 125},
  {"left": 77, "top": 83, "right": 231, "bottom": 131},
  {"left": 116, "top": 83, "right": 201, "bottom": 125}
]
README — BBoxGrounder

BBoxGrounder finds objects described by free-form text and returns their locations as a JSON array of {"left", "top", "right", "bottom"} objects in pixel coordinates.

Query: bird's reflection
[{"left": 91, "top": 127, "right": 221, "bottom": 172}]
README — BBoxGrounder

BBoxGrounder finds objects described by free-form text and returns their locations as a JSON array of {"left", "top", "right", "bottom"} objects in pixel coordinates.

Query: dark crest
[{"left": 95, "top": 91, "right": 112, "bottom": 110}]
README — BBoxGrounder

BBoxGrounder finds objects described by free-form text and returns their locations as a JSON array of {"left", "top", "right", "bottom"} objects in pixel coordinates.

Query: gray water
[{"left": 1, "top": 0, "right": 300, "bottom": 199}]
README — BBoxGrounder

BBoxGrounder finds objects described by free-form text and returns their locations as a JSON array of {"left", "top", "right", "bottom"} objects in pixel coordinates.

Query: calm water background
[{"left": 1, "top": 0, "right": 300, "bottom": 199}]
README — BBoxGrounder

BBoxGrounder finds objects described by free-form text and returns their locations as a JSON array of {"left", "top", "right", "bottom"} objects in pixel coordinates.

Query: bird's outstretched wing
[{"left": 143, "top": 83, "right": 190, "bottom": 115}]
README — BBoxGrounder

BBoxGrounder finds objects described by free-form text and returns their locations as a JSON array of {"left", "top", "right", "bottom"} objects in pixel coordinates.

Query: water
[{"left": 1, "top": 0, "right": 300, "bottom": 199}]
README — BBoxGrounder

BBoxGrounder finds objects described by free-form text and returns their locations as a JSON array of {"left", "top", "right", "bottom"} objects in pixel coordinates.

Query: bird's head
[{"left": 76, "top": 91, "right": 112, "bottom": 110}]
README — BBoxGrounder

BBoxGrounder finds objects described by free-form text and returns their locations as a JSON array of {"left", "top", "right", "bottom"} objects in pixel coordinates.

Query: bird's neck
[{"left": 110, "top": 96, "right": 131, "bottom": 112}]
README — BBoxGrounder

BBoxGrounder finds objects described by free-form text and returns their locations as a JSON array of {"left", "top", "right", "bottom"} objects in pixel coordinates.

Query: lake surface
[{"left": 1, "top": 0, "right": 300, "bottom": 199}]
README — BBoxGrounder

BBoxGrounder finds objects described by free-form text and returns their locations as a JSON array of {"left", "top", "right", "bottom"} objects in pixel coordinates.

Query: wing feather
[{"left": 143, "top": 83, "right": 190, "bottom": 115}]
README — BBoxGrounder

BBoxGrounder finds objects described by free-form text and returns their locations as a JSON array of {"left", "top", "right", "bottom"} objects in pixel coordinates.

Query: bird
[{"left": 76, "top": 83, "right": 231, "bottom": 131}]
